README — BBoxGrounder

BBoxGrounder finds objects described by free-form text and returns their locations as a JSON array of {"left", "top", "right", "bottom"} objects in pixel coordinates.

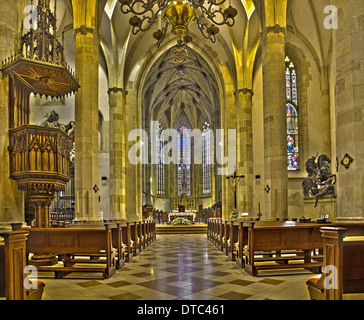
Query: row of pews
[
  {"left": 27, "top": 220, "right": 156, "bottom": 279},
  {"left": 207, "top": 218, "right": 364, "bottom": 300},
  {"left": 0, "top": 220, "right": 156, "bottom": 300}
]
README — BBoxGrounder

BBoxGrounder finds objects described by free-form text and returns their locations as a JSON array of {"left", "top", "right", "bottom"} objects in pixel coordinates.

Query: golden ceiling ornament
[{"left": 119, "top": 0, "right": 237, "bottom": 62}]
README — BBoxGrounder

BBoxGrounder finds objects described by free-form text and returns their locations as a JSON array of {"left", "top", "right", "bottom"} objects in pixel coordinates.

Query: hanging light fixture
[{"left": 118, "top": 0, "right": 237, "bottom": 61}]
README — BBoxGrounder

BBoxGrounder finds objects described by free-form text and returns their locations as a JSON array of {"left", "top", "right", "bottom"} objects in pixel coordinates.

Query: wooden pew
[
  {"left": 236, "top": 221, "right": 248, "bottom": 267},
  {"left": 137, "top": 221, "right": 145, "bottom": 251},
  {"left": 306, "top": 227, "right": 364, "bottom": 300},
  {"left": 216, "top": 220, "right": 223, "bottom": 249},
  {"left": 69, "top": 222, "right": 127, "bottom": 268},
  {"left": 142, "top": 220, "right": 149, "bottom": 248},
  {"left": 210, "top": 219, "right": 216, "bottom": 244},
  {"left": 0, "top": 229, "right": 45, "bottom": 300},
  {"left": 207, "top": 219, "right": 212, "bottom": 241},
  {"left": 122, "top": 223, "right": 133, "bottom": 261},
  {"left": 228, "top": 221, "right": 239, "bottom": 261},
  {"left": 26, "top": 224, "right": 117, "bottom": 279},
  {"left": 331, "top": 222, "right": 364, "bottom": 236},
  {"left": 146, "top": 220, "right": 152, "bottom": 245},
  {"left": 151, "top": 220, "right": 156, "bottom": 241},
  {"left": 244, "top": 222, "right": 324, "bottom": 276},
  {"left": 131, "top": 222, "right": 140, "bottom": 256},
  {"left": 112, "top": 223, "right": 126, "bottom": 268},
  {"left": 222, "top": 221, "right": 229, "bottom": 254},
  {"left": 235, "top": 221, "right": 283, "bottom": 268}
]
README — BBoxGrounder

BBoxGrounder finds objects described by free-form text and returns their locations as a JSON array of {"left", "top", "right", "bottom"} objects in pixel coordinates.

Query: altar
[{"left": 169, "top": 211, "right": 196, "bottom": 222}]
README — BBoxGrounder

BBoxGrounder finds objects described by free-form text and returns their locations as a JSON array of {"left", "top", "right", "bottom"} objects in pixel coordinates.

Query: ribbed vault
[{"left": 142, "top": 46, "right": 220, "bottom": 130}]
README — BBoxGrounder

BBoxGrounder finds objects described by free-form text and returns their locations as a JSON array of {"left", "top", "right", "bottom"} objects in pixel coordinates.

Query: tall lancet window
[
  {"left": 156, "top": 123, "right": 165, "bottom": 195},
  {"left": 285, "top": 56, "right": 299, "bottom": 171},
  {"left": 177, "top": 125, "right": 191, "bottom": 196},
  {"left": 202, "top": 122, "right": 211, "bottom": 195}
]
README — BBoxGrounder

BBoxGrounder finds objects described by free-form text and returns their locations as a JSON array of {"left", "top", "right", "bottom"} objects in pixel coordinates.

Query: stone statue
[
  {"left": 41, "top": 111, "right": 75, "bottom": 138},
  {"left": 302, "top": 154, "right": 336, "bottom": 207}
]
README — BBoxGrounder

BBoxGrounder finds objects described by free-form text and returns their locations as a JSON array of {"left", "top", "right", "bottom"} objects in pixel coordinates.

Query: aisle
[{"left": 42, "top": 234, "right": 312, "bottom": 300}]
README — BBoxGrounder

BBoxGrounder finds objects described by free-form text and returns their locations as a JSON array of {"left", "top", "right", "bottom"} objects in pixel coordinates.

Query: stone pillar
[
  {"left": 236, "top": 88, "right": 254, "bottom": 216},
  {"left": 0, "top": 1, "right": 25, "bottom": 229},
  {"left": 261, "top": 25, "right": 288, "bottom": 219},
  {"left": 125, "top": 88, "right": 142, "bottom": 221},
  {"left": 73, "top": 27, "right": 100, "bottom": 222},
  {"left": 108, "top": 87, "right": 127, "bottom": 221},
  {"left": 321, "top": 66, "right": 332, "bottom": 156},
  {"left": 333, "top": 0, "right": 364, "bottom": 222},
  {"left": 220, "top": 62, "right": 236, "bottom": 220}
]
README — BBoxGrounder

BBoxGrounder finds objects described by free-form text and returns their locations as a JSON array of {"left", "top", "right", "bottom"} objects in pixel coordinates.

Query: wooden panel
[
  {"left": 13, "top": 247, "right": 24, "bottom": 300},
  {"left": 254, "top": 230, "right": 281, "bottom": 249},
  {"left": 343, "top": 243, "right": 364, "bottom": 293},
  {"left": 0, "top": 245, "right": 5, "bottom": 297},
  {"left": 78, "top": 231, "right": 106, "bottom": 249},
  {"left": 325, "top": 243, "right": 335, "bottom": 267},
  {"left": 49, "top": 232, "right": 75, "bottom": 248}
]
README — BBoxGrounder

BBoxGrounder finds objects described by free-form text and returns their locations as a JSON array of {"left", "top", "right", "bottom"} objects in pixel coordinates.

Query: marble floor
[{"left": 38, "top": 233, "right": 317, "bottom": 301}]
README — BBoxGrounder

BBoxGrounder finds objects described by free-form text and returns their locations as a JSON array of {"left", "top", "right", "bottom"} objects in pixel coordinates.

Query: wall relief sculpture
[{"left": 302, "top": 154, "right": 336, "bottom": 207}]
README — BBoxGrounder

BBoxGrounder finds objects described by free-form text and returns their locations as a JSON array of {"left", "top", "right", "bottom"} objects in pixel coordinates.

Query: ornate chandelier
[{"left": 118, "top": 0, "right": 237, "bottom": 60}]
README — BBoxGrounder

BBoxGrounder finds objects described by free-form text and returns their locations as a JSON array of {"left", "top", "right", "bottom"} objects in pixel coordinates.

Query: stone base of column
[
  {"left": 72, "top": 217, "right": 103, "bottom": 224},
  {"left": 107, "top": 217, "right": 127, "bottom": 223},
  {"left": 303, "top": 196, "right": 337, "bottom": 221},
  {"left": 126, "top": 213, "right": 141, "bottom": 222},
  {"left": 335, "top": 217, "right": 364, "bottom": 223}
]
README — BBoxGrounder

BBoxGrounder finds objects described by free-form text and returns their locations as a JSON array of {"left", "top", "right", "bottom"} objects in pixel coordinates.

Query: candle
[{"left": 158, "top": 11, "right": 162, "bottom": 30}]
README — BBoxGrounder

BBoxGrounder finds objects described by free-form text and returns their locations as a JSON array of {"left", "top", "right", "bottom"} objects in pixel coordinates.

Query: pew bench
[
  {"left": 307, "top": 227, "right": 364, "bottom": 300},
  {"left": 228, "top": 221, "right": 239, "bottom": 261},
  {"left": 69, "top": 222, "right": 129, "bottom": 267},
  {"left": 26, "top": 225, "right": 117, "bottom": 279},
  {"left": 235, "top": 221, "right": 293, "bottom": 268},
  {"left": 244, "top": 222, "right": 324, "bottom": 276}
]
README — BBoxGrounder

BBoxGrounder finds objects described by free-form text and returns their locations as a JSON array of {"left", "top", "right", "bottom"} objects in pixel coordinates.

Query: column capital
[
  {"left": 261, "top": 24, "right": 287, "bottom": 37},
  {"left": 108, "top": 87, "right": 128, "bottom": 95},
  {"left": 234, "top": 88, "right": 254, "bottom": 97},
  {"left": 73, "top": 25, "right": 100, "bottom": 38}
]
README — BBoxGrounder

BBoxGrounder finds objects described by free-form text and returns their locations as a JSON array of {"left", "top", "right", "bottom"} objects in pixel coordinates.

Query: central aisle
[{"left": 42, "top": 234, "right": 312, "bottom": 300}]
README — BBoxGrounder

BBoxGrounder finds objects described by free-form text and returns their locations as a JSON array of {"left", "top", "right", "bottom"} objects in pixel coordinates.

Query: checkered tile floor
[{"left": 41, "top": 234, "right": 314, "bottom": 300}]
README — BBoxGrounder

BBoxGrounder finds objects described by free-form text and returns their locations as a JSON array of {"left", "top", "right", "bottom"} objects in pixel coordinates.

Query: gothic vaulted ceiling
[
  {"left": 142, "top": 46, "right": 220, "bottom": 129},
  {"left": 57, "top": 0, "right": 334, "bottom": 122}
]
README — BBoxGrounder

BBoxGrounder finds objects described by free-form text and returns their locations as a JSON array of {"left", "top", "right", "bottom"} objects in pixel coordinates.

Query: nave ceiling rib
[{"left": 143, "top": 45, "right": 218, "bottom": 130}]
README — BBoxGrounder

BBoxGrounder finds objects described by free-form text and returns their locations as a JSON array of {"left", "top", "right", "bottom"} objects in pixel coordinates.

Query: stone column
[
  {"left": 236, "top": 88, "right": 254, "bottom": 216},
  {"left": 125, "top": 87, "right": 142, "bottom": 221},
  {"left": 73, "top": 27, "right": 100, "bottom": 222},
  {"left": 333, "top": 0, "right": 364, "bottom": 222},
  {"left": 0, "top": 1, "right": 25, "bottom": 229},
  {"left": 108, "top": 87, "right": 127, "bottom": 221},
  {"left": 261, "top": 25, "right": 288, "bottom": 219},
  {"left": 321, "top": 66, "right": 332, "bottom": 156}
]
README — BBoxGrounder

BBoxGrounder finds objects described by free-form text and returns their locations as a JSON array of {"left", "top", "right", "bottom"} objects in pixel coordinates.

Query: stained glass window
[
  {"left": 156, "top": 123, "right": 165, "bottom": 195},
  {"left": 285, "top": 56, "right": 299, "bottom": 171},
  {"left": 202, "top": 122, "right": 211, "bottom": 195},
  {"left": 178, "top": 125, "right": 191, "bottom": 196}
]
